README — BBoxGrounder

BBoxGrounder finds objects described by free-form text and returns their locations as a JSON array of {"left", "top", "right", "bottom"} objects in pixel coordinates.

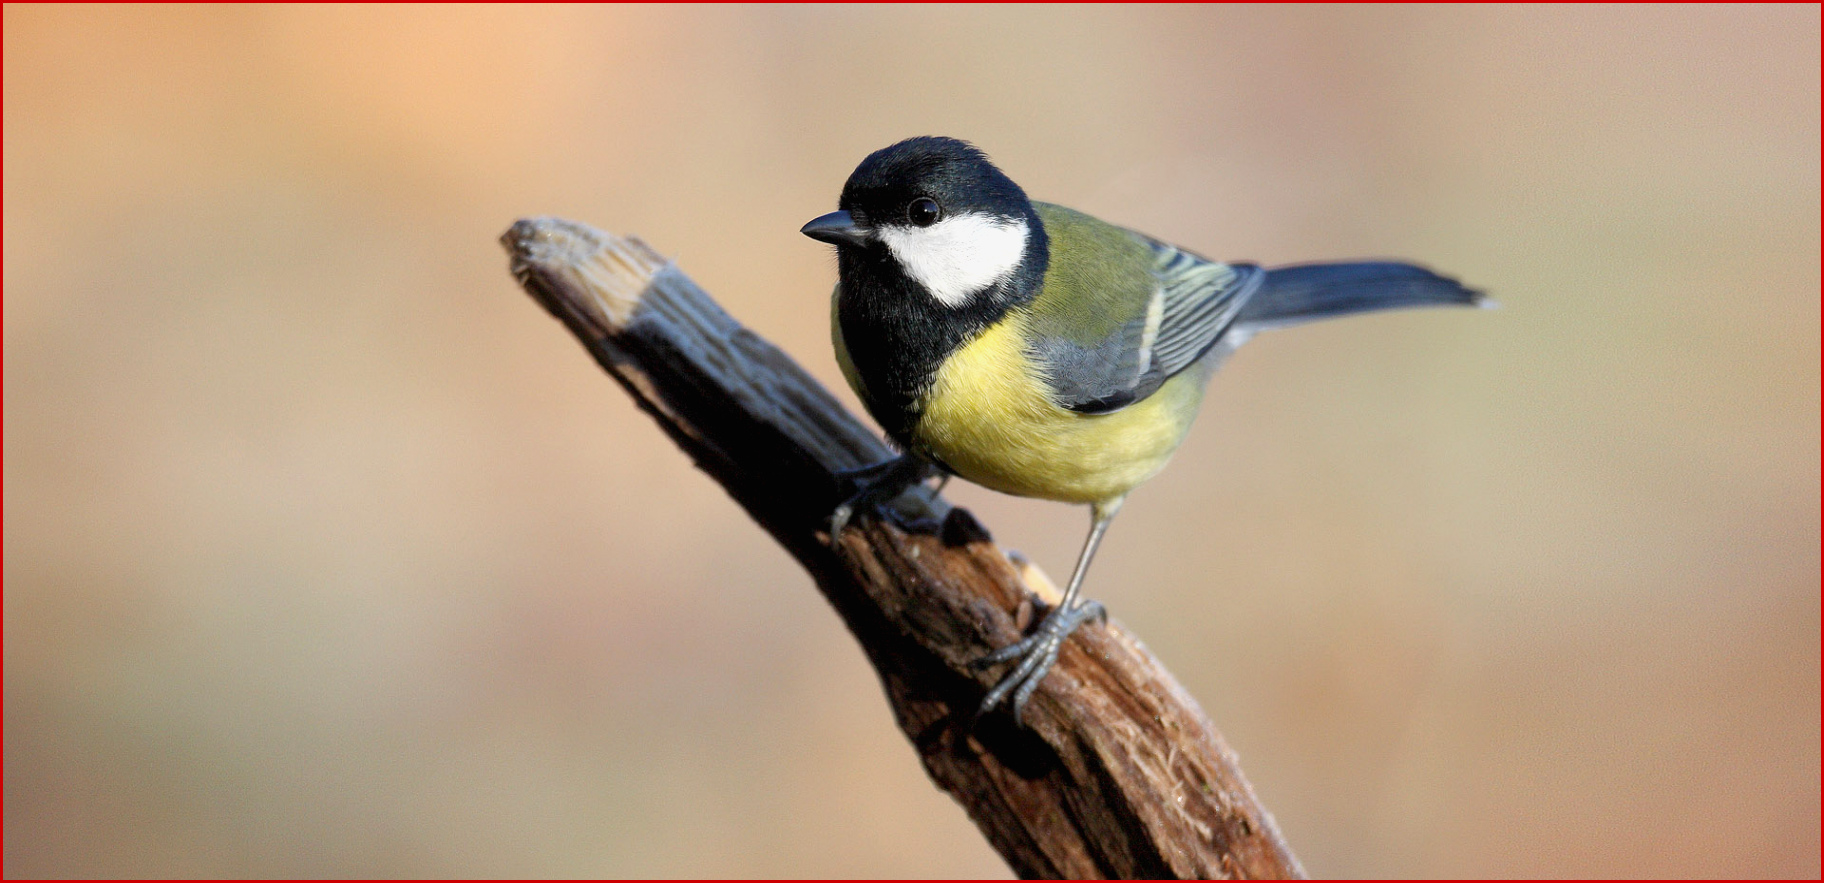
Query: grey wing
[
  {"left": 1046, "top": 241, "right": 1264, "bottom": 414},
  {"left": 1145, "top": 243, "right": 1264, "bottom": 381}
]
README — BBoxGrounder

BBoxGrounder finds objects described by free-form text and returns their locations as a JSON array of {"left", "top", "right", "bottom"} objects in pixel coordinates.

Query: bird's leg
[
  {"left": 973, "top": 497, "right": 1124, "bottom": 724},
  {"left": 827, "top": 453, "right": 944, "bottom": 540}
]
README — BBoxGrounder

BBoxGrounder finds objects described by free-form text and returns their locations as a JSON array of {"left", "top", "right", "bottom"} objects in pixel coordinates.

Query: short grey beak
[{"left": 800, "top": 210, "right": 871, "bottom": 246}]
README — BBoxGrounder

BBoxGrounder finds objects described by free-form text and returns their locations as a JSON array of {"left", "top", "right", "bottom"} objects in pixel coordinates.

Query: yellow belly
[{"left": 913, "top": 312, "right": 1207, "bottom": 505}]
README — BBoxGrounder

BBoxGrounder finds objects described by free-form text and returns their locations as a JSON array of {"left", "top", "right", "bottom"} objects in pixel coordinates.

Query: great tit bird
[{"left": 802, "top": 136, "right": 1483, "bottom": 723}]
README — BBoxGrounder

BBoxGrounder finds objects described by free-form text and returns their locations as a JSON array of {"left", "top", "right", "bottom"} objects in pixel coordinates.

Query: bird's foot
[
  {"left": 971, "top": 599, "right": 1105, "bottom": 725},
  {"left": 827, "top": 455, "right": 946, "bottom": 541}
]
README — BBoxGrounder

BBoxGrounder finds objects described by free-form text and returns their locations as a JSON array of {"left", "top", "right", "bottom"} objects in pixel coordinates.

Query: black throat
[{"left": 836, "top": 227, "right": 1048, "bottom": 447}]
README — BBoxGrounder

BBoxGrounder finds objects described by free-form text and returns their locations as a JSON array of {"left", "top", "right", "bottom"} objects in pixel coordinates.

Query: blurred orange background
[{"left": 5, "top": 5, "right": 1817, "bottom": 878}]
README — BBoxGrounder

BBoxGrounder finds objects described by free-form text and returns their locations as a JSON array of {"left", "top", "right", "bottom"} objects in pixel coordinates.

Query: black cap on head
[{"left": 837, "top": 136, "right": 1035, "bottom": 229}]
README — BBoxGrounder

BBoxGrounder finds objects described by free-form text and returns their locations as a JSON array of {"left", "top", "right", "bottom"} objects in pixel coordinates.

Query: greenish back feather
[
  {"left": 1023, "top": 203, "right": 1262, "bottom": 414},
  {"left": 1028, "top": 204, "right": 1158, "bottom": 344}
]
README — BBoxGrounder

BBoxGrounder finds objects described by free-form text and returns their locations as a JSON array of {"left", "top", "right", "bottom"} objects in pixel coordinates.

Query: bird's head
[{"left": 803, "top": 136, "right": 1045, "bottom": 308}]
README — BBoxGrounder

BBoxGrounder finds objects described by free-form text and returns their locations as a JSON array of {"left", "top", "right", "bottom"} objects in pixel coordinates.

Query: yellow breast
[{"left": 913, "top": 310, "right": 1206, "bottom": 506}]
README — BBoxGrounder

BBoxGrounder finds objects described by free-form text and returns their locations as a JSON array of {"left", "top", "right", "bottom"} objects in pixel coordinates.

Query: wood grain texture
[{"left": 500, "top": 216, "right": 1305, "bottom": 880}]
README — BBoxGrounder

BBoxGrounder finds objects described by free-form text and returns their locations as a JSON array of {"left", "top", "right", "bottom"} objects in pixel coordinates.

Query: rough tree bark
[{"left": 500, "top": 216, "right": 1305, "bottom": 880}]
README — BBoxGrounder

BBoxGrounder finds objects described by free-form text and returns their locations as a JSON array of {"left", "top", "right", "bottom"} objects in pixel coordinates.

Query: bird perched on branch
[{"left": 803, "top": 136, "right": 1484, "bottom": 724}]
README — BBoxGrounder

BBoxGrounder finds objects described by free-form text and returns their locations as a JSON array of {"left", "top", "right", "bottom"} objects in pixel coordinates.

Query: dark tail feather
[{"left": 1237, "top": 261, "right": 1487, "bottom": 330}]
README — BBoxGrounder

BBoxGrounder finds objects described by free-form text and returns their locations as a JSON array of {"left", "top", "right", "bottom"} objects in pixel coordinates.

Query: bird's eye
[{"left": 907, "top": 197, "right": 940, "bottom": 227}]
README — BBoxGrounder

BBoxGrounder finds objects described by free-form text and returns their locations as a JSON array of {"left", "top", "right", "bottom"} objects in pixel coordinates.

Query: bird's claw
[
  {"left": 973, "top": 599, "right": 1105, "bottom": 725},
  {"left": 825, "top": 455, "right": 947, "bottom": 544},
  {"left": 827, "top": 500, "right": 858, "bottom": 540}
]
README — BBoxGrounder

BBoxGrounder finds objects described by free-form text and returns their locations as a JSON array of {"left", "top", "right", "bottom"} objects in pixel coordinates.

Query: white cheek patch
[{"left": 876, "top": 213, "right": 1030, "bottom": 308}]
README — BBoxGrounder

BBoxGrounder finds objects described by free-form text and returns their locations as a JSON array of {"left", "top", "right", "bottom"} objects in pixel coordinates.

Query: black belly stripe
[{"left": 836, "top": 246, "right": 1029, "bottom": 447}]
